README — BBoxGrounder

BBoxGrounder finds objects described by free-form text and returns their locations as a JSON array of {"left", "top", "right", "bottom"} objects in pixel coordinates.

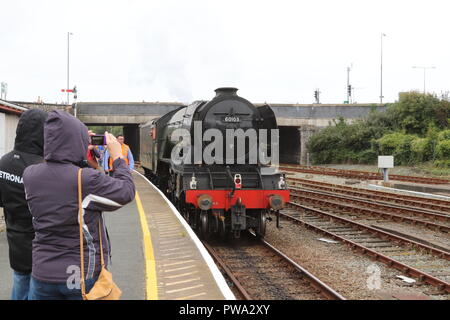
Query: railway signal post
[{"left": 378, "top": 155, "right": 394, "bottom": 183}]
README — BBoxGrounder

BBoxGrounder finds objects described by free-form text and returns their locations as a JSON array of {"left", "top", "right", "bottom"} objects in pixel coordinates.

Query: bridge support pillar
[
  {"left": 123, "top": 125, "right": 140, "bottom": 162},
  {"left": 278, "top": 126, "right": 301, "bottom": 164},
  {"left": 299, "top": 125, "right": 316, "bottom": 165}
]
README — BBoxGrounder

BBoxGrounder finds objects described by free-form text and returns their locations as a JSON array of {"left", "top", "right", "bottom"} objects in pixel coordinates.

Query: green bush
[
  {"left": 393, "top": 92, "right": 449, "bottom": 134},
  {"left": 308, "top": 113, "right": 393, "bottom": 165},
  {"left": 357, "top": 149, "right": 377, "bottom": 164},
  {"left": 435, "top": 140, "right": 450, "bottom": 160},
  {"left": 411, "top": 137, "right": 432, "bottom": 162},
  {"left": 434, "top": 159, "right": 450, "bottom": 168},
  {"left": 375, "top": 132, "right": 417, "bottom": 165},
  {"left": 308, "top": 121, "right": 343, "bottom": 164},
  {"left": 308, "top": 92, "right": 450, "bottom": 166},
  {"left": 437, "top": 130, "right": 450, "bottom": 141},
  {"left": 373, "top": 133, "right": 400, "bottom": 155}
]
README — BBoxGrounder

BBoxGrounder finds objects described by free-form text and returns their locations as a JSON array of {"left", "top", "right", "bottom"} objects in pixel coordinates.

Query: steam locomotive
[{"left": 139, "top": 88, "right": 289, "bottom": 238}]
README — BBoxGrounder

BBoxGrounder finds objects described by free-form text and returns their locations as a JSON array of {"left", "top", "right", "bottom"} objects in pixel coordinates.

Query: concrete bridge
[
  {"left": 76, "top": 101, "right": 386, "bottom": 164},
  {"left": 4, "top": 100, "right": 386, "bottom": 164}
]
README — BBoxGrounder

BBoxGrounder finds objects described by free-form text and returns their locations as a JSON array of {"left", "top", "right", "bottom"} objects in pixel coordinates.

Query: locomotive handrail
[
  {"left": 254, "top": 166, "right": 264, "bottom": 189},
  {"left": 225, "top": 166, "right": 236, "bottom": 198},
  {"left": 206, "top": 167, "right": 214, "bottom": 189}
]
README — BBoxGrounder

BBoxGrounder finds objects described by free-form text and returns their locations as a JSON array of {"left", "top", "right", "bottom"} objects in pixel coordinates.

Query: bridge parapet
[
  {"left": 76, "top": 102, "right": 184, "bottom": 124},
  {"left": 266, "top": 103, "right": 385, "bottom": 124},
  {"left": 76, "top": 101, "right": 386, "bottom": 125},
  {"left": 10, "top": 101, "right": 72, "bottom": 114}
]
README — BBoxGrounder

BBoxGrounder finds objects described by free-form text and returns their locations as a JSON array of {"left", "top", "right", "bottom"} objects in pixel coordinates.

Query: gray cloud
[{"left": 0, "top": 0, "right": 449, "bottom": 104}]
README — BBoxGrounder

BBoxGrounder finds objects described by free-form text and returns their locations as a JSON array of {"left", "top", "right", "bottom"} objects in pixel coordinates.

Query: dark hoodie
[
  {"left": 0, "top": 109, "right": 48, "bottom": 273},
  {"left": 23, "top": 110, "right": 135, "bottom": 283}
]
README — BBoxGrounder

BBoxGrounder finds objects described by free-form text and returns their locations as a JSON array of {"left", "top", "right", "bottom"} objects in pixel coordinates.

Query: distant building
[{"left": 0, "top": 100, "right": 28, "bottom": 157}]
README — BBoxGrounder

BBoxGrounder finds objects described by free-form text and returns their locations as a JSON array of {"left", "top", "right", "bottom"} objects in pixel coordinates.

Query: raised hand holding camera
[{"left": 105, "top": 131, "right": 123, "bottom": 161}]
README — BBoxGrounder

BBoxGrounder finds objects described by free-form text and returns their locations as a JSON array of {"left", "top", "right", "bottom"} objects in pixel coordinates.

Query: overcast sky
[{"left": 1, "top": 0, "right": 449, "bottom": 105}]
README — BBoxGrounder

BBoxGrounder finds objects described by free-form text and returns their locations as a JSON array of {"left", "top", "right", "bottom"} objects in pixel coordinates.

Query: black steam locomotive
[{"left": 140, "top": 88, "right": 289, "bottom": 238}]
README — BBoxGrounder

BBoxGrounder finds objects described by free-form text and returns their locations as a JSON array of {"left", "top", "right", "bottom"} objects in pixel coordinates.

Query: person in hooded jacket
[
  {"left": 23, "top": 110, "right": 135, "bottom": 300},
  {"left": 0, "top": 109, "right": 48, "bottom": 300}
]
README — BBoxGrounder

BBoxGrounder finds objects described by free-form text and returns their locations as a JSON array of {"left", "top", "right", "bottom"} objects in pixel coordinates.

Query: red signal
[{"left": 234, "top": 174, "right": 242, "bottom": 189}]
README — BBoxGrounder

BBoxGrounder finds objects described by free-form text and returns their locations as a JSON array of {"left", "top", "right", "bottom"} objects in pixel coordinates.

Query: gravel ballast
[{"left": 264, "top": 216, "right": 449, "bottom": 300}]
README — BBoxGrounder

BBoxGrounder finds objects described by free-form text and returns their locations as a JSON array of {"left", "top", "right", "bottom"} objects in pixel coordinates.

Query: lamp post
[
  {"left": 412, "top": 66, "right": 436, "bottom": 94},
  {"left": 0, "top": 82, "right": 7, "bottom": 100},
  {"left": 346, "top": 64, "right": 352, "bottom": 103},
  {"left": 380, "top": 33, "right": 386, "bottom": 103},
  {"left": 67, "top": 32, "right": 73, "bottom": 105}
]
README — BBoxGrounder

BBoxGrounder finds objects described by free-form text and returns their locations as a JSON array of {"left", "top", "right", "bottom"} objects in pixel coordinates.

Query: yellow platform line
[{"left": 135, "top": 191, "right": 158, "bottom": 300}]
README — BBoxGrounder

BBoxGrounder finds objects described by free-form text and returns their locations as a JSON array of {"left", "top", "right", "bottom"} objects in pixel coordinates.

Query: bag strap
[
  {"left": 78, "top": 169, "right": 87, "bottom": 299},
  {"left": 78, "top": 169, "right": 105, "bottom": 299},
  {"left": 99, "top": 216, "right": 105, "bottom": 268}
]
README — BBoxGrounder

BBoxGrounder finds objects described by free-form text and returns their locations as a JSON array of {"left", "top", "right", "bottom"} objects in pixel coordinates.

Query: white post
[
  {"left": 0, "top": 113, "right": 5, "bottom": 158},
  {"left": 382, "top": 168, "right": 389, "bottom": 182},
  {"left": 378, "top": 156, "right": 394, "bottom": 184}
]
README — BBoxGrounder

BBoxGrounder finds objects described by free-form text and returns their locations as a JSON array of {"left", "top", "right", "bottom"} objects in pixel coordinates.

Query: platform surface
[
  {"left": 0, "top": 172, "right": 233, "bottom": 300},
  {"left": 390, "top": 181, "right": 450, "bottom": 196},
  {"left": 133, "top": 171, "right": 232, "bottom": 300}
]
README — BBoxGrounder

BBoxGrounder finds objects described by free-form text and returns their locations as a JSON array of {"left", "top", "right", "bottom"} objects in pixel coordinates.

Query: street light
[
  {"left": 346, "top": 64, "right": 353, "bottom": 103},
  {"left": 412, "top": 66, "right": 436, "bottom": 94},
  {"left": 67, "top": 32, "right": 73, "bottom": 105},
  {"left": 0, "top": 82, "right": 7, "bottom": 100},
  {"left": 380, "top": 33, "right": 386, "bottom": 103}
]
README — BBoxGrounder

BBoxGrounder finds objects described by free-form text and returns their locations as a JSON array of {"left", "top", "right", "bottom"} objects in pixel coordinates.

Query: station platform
[
  {"left": 389, "top": 181, "right": 450, "bottom": 196},
  {"left": 0, "top": 171, "right": 234, "bottom": 300}
]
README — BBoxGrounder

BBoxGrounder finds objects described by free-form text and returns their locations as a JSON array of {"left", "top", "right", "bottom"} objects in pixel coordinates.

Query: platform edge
[{"left": 133, "top": 170, "right": 236, "bottom": 300}]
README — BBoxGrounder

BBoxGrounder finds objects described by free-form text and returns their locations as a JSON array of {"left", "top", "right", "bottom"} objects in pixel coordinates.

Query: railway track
[
  {"left": 280, "top": 164, "right": 450, "bottom": 185},
  {"left": 203, "top": 234, "right": 345, "bottom": 300},
  {"left": 288, "top": 177, "right": 450, "bottom": 213},
  {"left": 288, "top": 187, "right": 450, "bottom": 233},
  {"left": 281, "top": 202, "right": 450, "bottom": 295}
]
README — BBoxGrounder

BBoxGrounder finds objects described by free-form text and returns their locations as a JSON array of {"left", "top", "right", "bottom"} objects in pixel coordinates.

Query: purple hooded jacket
[{"left": 23, "top": 110, "right": 135, "bottom": 283}]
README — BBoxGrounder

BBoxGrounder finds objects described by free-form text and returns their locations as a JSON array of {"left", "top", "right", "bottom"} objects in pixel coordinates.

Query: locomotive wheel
[
  {"left": 256, "top": 211, "right": 267, "bottom": 238},
  {"left": 218, "top": 216, "right": 226, "bottom": 238},
  {"left": 182, "top": 206, "right": 189, "bottom": 222},
  {"left": 211, "top": 212, "right": 219, "bottom": 234},
  {"left": 190, "top": 210, "right": 198, "bottom": 229},
  {"left": 199, "top": 211, "right": 209, "bottom": 240}
]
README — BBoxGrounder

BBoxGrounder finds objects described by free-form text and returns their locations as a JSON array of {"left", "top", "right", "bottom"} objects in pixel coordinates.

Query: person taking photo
[{"left": 23, "top": 110, "right": 135, "bottom": 300}]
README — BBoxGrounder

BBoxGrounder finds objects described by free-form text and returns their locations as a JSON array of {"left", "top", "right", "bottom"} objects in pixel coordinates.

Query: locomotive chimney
[{"left": 215, "top": 87, "right": 238, "bottom": 97}]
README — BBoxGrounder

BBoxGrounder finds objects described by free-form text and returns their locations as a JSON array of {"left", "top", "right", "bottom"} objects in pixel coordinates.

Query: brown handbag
[{"left": 78, "top": 169, "right": 122, "bottom": 300}]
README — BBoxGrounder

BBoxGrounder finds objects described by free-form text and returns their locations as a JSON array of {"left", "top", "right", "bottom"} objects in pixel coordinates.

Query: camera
[{"left": 90, "top": 134, "right": 106, "bottom": 146}]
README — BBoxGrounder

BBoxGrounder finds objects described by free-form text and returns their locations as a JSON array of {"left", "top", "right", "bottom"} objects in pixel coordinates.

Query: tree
[
  {"left": 308, "top": 92, "right": 450, "bottom": 166},
  {"left": 392, "top": 92, "right": 449, "bottom": 134}
]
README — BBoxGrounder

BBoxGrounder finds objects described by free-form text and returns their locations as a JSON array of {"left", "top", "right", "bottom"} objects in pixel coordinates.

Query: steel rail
[
  {"left": 203, "top": 241, "right": 252, "bottom": 300},
  {"left": 369, "top": 225, "right": 450, "bottom": 253},
  {"left": 279, "top": 164, "right": 450, "bottom": 185},
  {"left": 290, "top": 185, "right": 450, "bottom": 221},
  {"left": 281, "top": 204, "right": 450, "bottom": 293},
  {"left": 288, "top": 177, "right": 450, "bottom": 213},
  {"left": 284, "top": 164, "right": 450, "bottom": 184},
  {"left": 257, "top": 235, "right": 346, "bottom": 300},
  {"left": 289, "top": 187, "right": 450, "bottom": 233},
  {"left": 287, "top": 199, "right": 450, "bottom": 258},
  {"left": 289, "top": 190, "right": 450, "bottom": 234},
  {"left": 204, "top": 233, "right": 345, "bottom": 300}
]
